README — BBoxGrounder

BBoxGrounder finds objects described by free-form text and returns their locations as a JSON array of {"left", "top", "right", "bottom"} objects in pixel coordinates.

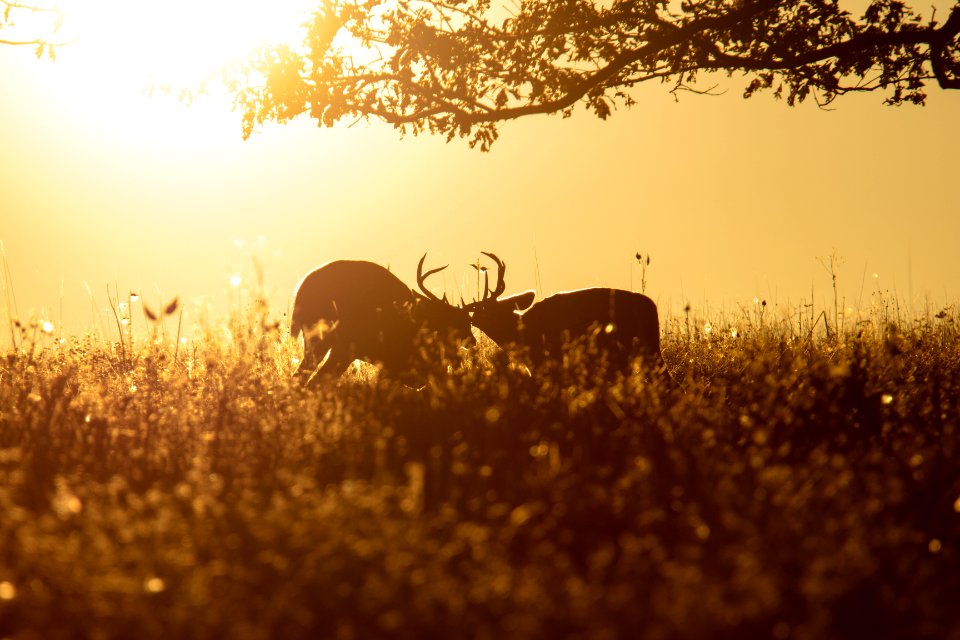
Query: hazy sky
[{"left": 1, "top": 2, "right": 958, "bottom": 340}]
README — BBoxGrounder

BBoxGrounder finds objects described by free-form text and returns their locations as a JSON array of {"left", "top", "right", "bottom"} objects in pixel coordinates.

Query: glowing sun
[
  {"left": 55, "top": 0, "right": 311, "bottom": 88},
  {"left": 15, "top": 0, "right": 316, "bottom": 144}
]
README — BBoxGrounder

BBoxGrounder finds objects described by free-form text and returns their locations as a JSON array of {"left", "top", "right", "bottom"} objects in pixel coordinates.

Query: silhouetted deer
[
  {"left": 291, "top": 255, "right": 473, "bottom": 384},
  {"left": 466, "top": 253, "right": 668, "bottom": 377}
]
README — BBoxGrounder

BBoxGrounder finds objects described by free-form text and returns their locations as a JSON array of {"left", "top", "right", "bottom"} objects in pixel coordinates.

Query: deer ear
[{"left": 506, "top": 290, "right": 536, "bottom": 311}]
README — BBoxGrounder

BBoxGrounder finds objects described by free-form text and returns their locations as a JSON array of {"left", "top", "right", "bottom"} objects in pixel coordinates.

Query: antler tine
[
  {"left": 416, "top": 253, "right": 448, "bottom": 302},
  {"left": 481, "top": 251, "right": 506, "bottom": 299}
]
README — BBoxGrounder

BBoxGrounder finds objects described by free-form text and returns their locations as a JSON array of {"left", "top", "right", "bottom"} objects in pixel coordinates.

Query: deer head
[
  {"left": 464, "top": 252, "right": 535, "bottom": 344},
  {"left": 414, "top": 253, "right": 475, "bottom": 346}
]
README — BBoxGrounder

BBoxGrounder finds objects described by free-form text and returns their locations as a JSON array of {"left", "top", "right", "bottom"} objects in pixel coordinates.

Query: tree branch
[
  {"left": 227, "top": 0, "right": 960, "bottom": 148},
  {"left": 930, "top": 6, "right": 960, "bottom": 88},
  {"left": 0, "top": 37, "right": 43, "bottom": 45},
  {"left": 455, "top": 0, "right": 785, "bottom": 123}
]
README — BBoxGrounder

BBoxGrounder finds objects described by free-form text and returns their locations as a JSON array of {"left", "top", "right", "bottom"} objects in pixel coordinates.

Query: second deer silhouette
[
  {"left": 291, "top": 255, "right": 473, "bottom": 384},
  {"left": 466, "top": 253, "right": 668, "bottom": 377}
]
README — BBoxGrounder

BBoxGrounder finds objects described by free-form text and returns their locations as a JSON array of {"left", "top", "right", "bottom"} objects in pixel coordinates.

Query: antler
[
  {"left": 416, "top": 253, "right": 449, "bottom": 302},
  {"left": 482, "top": 252, "right": 506, "bottom": 300},
  {"left": 469, "top": 251, "right": 506, "bottom": 306}
]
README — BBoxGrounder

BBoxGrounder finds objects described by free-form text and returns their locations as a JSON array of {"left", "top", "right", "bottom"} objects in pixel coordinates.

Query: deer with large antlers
[
  {"left": 291, "top": 255, "right": 473, "bottom": 384},
  {"left": 466, "top": 253, "right": 668, "bottom": 378}
]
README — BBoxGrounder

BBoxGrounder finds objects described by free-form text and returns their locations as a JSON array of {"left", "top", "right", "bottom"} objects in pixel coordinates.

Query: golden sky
[{"left": 1, "top": 1, "right": 959, "bottom": 339}]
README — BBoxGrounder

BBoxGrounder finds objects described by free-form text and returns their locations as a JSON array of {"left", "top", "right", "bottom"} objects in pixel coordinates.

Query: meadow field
[{"left": 0, "top": 297, "right": 958, "bottom": 639}]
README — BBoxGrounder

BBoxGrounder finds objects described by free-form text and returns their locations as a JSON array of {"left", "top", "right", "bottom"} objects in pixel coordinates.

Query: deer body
[
  {"left": 466, "top": 254, "right": 667, "bottom": 376},
  {"left": 473, "top": 289, "right": 664, "bottom": 371},
  {"left": 291, "top": 258, "right": 472, "bottom": 383}
]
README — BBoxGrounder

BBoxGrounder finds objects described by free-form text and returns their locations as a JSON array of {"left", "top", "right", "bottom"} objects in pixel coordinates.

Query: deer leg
[
  {"left": 314, "top": 350, "right": 353, "bottom": 379},
  {"left": 300, "top": 344, "right": 357, "bottom": 387},
  {"left": 297, "top": 335, "right": 332, "bottom": 381}
]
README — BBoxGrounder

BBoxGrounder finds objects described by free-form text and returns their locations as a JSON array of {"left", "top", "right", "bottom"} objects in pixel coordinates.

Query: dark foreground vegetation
[{"left": 1, "top": 305, "right": 958, "bottom": 640}]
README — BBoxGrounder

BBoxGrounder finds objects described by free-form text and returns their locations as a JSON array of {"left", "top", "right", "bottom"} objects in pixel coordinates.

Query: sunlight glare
[
  {"left": 56, "top": 0, "right": 311, "bottom": 89},
  {"left": 26, "top": 0, "right": 314, "bottom": 145}
]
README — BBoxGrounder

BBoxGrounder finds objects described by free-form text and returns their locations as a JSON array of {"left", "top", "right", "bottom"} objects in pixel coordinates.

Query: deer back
[
  {"left": 291, "top": 260, "right": 415, "bottom": 343},
  {"left": 519, "top": 288, "right": 663, "bottom": 368}
]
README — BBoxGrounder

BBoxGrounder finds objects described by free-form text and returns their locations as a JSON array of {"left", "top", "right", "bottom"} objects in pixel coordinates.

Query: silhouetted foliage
[
  {"left": 228, "top": 0, "right": 960, "bottom": 148},
  {"left": 0, "top": 1, "right": 64, "bottom": 58}
]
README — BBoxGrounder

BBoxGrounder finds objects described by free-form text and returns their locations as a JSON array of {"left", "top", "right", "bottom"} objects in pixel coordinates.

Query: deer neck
[{"left": 478, "top": 315, "right": 522, "bottom": 347}]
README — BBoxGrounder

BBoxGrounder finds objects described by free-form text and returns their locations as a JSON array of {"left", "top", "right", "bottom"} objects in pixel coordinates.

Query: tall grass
[{"left": 0, "top": 292, "right": 958, "bottom": 639}]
